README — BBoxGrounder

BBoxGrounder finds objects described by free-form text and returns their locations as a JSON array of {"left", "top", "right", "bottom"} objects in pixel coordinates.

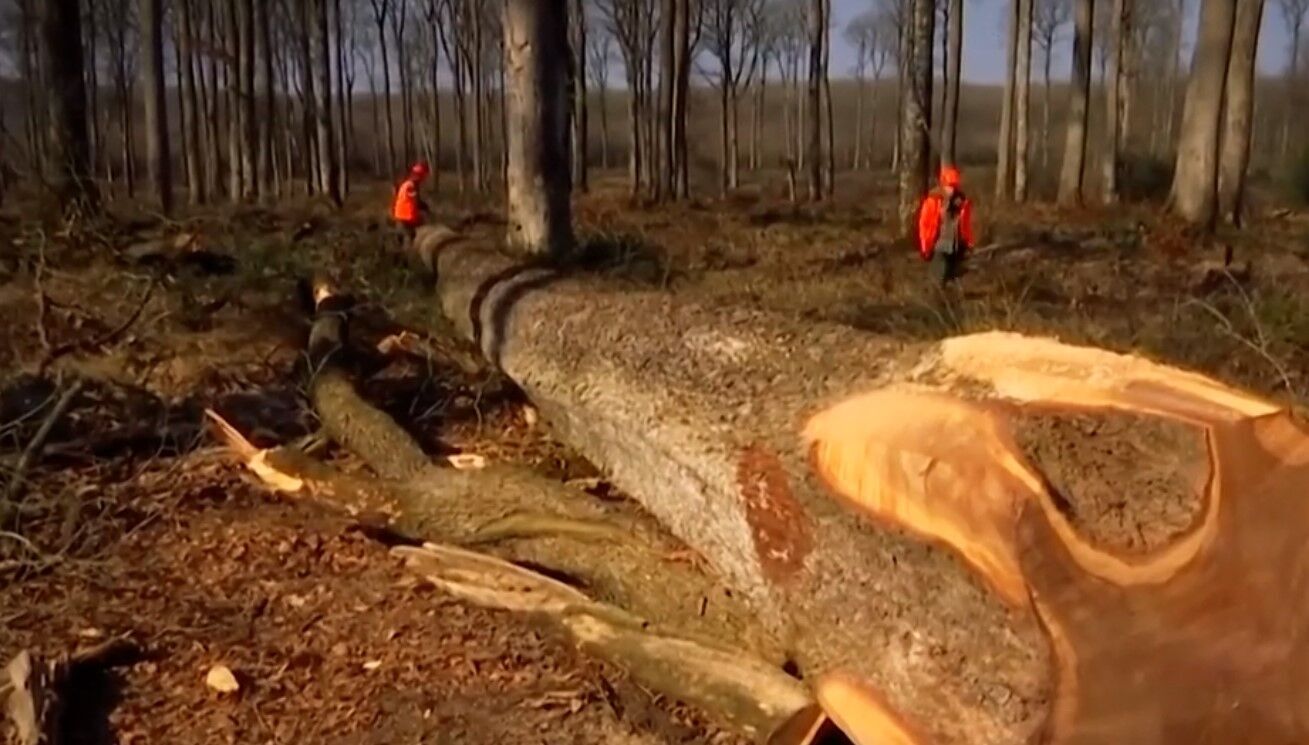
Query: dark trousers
[{"left": 931, "top": 248, "right": 965, "bottom": 285}]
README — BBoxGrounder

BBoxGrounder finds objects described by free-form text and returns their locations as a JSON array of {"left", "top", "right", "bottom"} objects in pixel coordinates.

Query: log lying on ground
[
  {"left": 210, "top": 283, "right": 811, "bottom": 741},
  {"left": 436, "top": 243, "right": 1309, "bottom": 744}
]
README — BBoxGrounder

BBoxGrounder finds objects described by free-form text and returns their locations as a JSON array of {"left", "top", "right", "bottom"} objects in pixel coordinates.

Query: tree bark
[
  {"left": 572, "top": 0, "right": 589, "bottom": 193},
  {"left": 313, "top": 0, "right": 341, "bottom": 204},
  {"left": 239, "top": 0, "right": 257, "bottom": 197},
  {"left": 140, "top": 0, "right": 172, "bottom": 213},
  {"left": 372, "top": 0, "right": 397, "bottom": 175},
  {"left": 1014, "top": 0, "right": 1034, "bottom": 201},
  {"left": 202, "top": 0, "right": 222, "bottom": 199},
  {"left": 1057, "top": 0, "right": 1094, "bottom": 206},
  {"left": 226, "top": 0, "right": 244, "bottom": 200},
  {"left": 1283, "top": 18, "right": 1302, "bottom": 157},
  {"left": 178, "top": 0, "right": 206, "bottom": 203},
  {"left": 822, "top": 0, "right": 835, "bottom": 196},
  {"left": 942, "top": 0, "right": 964, "bottom": 166},
  {"left": 898, "top": 0, "right": 934, "bottom": 237},
  {"left": 1217, "top": 0, "right": 1266, "bottom": 226},
  {"left": 334, "top": 0, "right": 350, "bottom": 198},
  {"left": 1169, "top": 0, "right": 1237, "bottom": 227},
  {"left": 674, "top": 0, "right": 692, "bottom": 199},
  {"left": 257, "top": 0, "right": 276, "bottom": 197},
  {"left": 1101, "top": 0, "right": 1128, "bottom": 204},
  {"left": 503, "top": 0, "right": 575, "bottom": 259},
  {"left": 435, "top": 242, "right": 1309, "bottom": 745},
  {"left": 996, "top": 0, "right": 1021, "bottom": 199},
  {"left": 39, "top": 0, "right": 98, "bottom": 213},
  {"left": 807, "top": 0, "right": 825, "bottom": 201},
  {"left": 660, "top": 0, "right": 677, "bottom": 200}
]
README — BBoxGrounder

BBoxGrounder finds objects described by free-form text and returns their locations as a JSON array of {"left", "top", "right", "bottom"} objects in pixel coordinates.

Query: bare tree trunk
[
  {"left": 240, "top": 0, "right": 258, "bottom": 197},
  {"left": 503, "top": 0, "right": 574, "bottom": 258},
  {"left": 203, "top": 0, "right": 222, "bottom": 199},
  {"left": 1101, "top": 0, "right": 1128, "bottom": 204},
  {"left": 85, "top": 0, "right": 100, "bottom": 180},
  {"left": 892, "top": 0, "right": 908, "bottom": 174},
  {"left": 18, "top": 0, "right": 43, "bottom": 170},
  {"left": 996, "top": 0, "right": 1020, "bottom": 199},
  {"left": 426, "top": 0, "right": 443, "bottom": 192},
  {"left": 660, "top": 0, "right": 676, "bottom": 199},
  {"left": 1014, "top": 0, "right": 1034, "bottom": 201},
  {"left": 572, "top": 0, "right": 589, "bottom": 193},
  {"left": 299, "top": 0, "right": 319, "bottom": 192},
  {"left": 1281, "top": 19, "right": 1301, "bottom": 156},
  {"left": 225, "top": 0, "right": 243, "bottom": 200},
  {"left": 753, "top": 61, "right": 766, "bottom": 171},
  {"left": 40, "top": 0, "right": 98, "bottom": 213},
  {"left": 942, "top": 0, "right": 963, "bottom": 165},
  {"left": 392, "top": 0, "right": 414, "bottom": 168},
  {"left": 899, "top": 0, "right": 934, "bottom": 236},
  {"left": 1217, "top": 0, "right": 1265, "bottom": 226},
  {"left": 140, "top": 0, "right": 173, "bottom": 213},
  {"left": 1042, "top": 43, "right": 1052, "bottom": 170},
  {"left": 1057, "top": 0, "right": 1094, "bottom": 205},
  {"left": 471, "top": 9, "right": 487, "bottom": 191},
  {"left": 314, "top": 0, "right": 341, "bottom": 203},
  {"left": 1169, "top": 0, "right": 1236, "bottom": 226},
  {"left": 1164, "top": 0, "right": 1186, "bottom": 151},
  {"left": 373, "top": 5, "right": 397, "bottom": 175},
  {"left": 334, "top": 0, "right": 350, "bottom": 197},
  {"left": 179, "top": 0, "right": 206, "bottom": 203},
  {"left": 674, "top": 0, "right": 692, "bottom": 198},
  {"left": 823, "top": 0, "right": 835, "bottom": 196},
  {"left": 854, "top": 53, "right": 866, "bottom": 170},
  {"left": 258, "top": 0, "right": 276, "bottom": 197},
  {"left": 807, "top": 0, "right": 824, "bottom": 201}
]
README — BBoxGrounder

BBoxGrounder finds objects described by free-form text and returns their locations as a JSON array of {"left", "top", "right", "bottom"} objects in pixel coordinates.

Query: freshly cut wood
[{"left": 435, "top": 243, "right": 1309, "bottom": 744}]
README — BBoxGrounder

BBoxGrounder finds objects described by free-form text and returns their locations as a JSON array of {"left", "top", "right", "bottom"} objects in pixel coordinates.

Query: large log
[{"left": 435, "top": 244, "right": 1309, "bottom": 744}]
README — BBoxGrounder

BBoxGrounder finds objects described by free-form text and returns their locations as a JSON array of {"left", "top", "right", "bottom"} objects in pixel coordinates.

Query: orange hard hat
[
  {"left": 939, "top": 165, "right": 961, "bottom": 188},
  {"left": 410, "top": 161, "right": 430, "bottom": 179}
]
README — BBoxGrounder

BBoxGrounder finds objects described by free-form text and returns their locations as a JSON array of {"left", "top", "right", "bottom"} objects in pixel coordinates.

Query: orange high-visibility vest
[{"left": 391, "top": 178, "right": 420, "bottom": 224}]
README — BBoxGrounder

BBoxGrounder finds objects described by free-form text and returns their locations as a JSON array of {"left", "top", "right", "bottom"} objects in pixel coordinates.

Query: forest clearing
[{"left": 4, "top": 0, "right": 1309, "bottom": 742}]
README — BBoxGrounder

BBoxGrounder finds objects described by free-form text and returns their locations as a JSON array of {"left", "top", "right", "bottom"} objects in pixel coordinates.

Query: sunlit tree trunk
[
  {"left": 996, "top": 0, "right": 1019, "bottom": 199},
  {"left": 313, "top": 0, "right": 341, "bottom": 203},
  {"left": 1013, "top": 0, "right": 1034, "bottom": 201},
  {"left": 1217, "top": 0, "right": 1265, "bottom": 226},
  {"left": 1057, "top": 0, "right": 1094, "bottom": 205},
  {"left": 1169, "top": 0, "right": 1236, "bottom": 226},
  {"left": 898, "top": 0, "right": 934, "bottom": 235},
  {"left": 503, "top": 0, "right": 574, "bottom": 258},
  {"left": 1101, "top": 0, "right": 1129, "bottom": 204},
  {"left": 941, "top": 0, "right": 963, "bottom": 165}
]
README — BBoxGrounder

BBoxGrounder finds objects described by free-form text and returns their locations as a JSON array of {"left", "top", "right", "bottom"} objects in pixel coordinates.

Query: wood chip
[{"left": 205, "top": 665, "right": 240, "bottom": 694}]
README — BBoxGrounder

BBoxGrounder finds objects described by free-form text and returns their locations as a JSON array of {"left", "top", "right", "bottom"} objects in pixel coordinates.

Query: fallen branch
[{"left": 2, "top": 379, "right": 84, "bottom": 525}]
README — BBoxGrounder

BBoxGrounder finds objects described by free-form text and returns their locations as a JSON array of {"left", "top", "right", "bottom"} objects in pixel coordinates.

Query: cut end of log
[
  {"left": 205, "top": 409, "right": 306, "bottom": 494},
  {"left": 814, "top": 674, "right": 923, "bottom": 745}
]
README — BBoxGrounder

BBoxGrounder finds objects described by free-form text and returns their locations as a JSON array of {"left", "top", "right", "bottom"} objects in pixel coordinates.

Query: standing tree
[
  {"left": 588, "top": 23, "right": 615, "bottom": 169},
  {"left": 1100, "top": 0, "right": 1130, "bottom": 203},
  {"left": 1057, "top": 0, "right": 1094, "bottom": 205},
  {"left": 1217, "top": 0, "right": 1266, "bottom": 225},
  {"left": 1013, "top": 0, "right": 1035, "bottom": 201},
  {"left": 140, "top": 0, "right": 172, "bottom": 212},
  {"left": 704, "top": 0, "right": 765, "bottom": 195},
  {"left": 1277, "top": 0, "right": 1309, "bottom": 155},
  {"left": 313, "top": 0, "right": 341, "bottom": 203},
  {"left": 1169, "top": 0, "right": 1236, "bottom": 226},
  {"left": 846, "top": 12, "right": 877, "bottom": 170},
  {"left": 40, "top": 0, "right": 98, "bottom": 213},
  {"left": 177, "top": 0, "right": 206, "bottom": 203},
  {"left": 941, "top": 0, "right": 963, "bottom": 165},
  {"left": 1033, "top": 0, "right": 1070, "bottom": 170},
  {"left": 806, "top": 0, "right": 827, "bottom": 200},
  {"left": 368, "top": 0, "right": 397, "bottom": 174},
  {"left": 898, "top": 0, "right": 934, "bottom": 235},
  {"left": 996, "top": 0, "right": 1021, "bottom": 198},
  {"left": 503, "top": 0, "right": 574, "bottom": 258},
  {"left": 571, "top": 0, "right": 590, "bottom": 192}
]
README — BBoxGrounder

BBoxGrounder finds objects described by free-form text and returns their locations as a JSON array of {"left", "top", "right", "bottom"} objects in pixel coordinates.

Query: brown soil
[{"left": 1007, "top": 410, "right": 1210, "bottom": 554}]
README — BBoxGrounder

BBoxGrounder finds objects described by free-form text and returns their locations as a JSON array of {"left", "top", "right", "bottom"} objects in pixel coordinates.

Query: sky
[{"left": 827, "top": 0, "right": 1300, "bottom": 85}]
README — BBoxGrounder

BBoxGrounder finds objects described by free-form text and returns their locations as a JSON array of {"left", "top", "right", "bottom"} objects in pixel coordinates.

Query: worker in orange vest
[
  {"left": 917, "top": 165, "right": 975, "bottom": 285},
  {"left": 391, "top": 161, "right": 431, "bottom": 242}
]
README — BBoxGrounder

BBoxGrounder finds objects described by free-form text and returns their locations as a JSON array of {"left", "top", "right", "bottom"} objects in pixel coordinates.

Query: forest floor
[{"left": 2, "top": 172, "right": 1308, "bottom": 744}]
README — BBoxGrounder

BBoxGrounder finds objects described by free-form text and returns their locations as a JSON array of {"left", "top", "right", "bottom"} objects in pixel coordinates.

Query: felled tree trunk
[
  {"left": 211, "top": 283, "right": 808, "bottom": 741},
  {"left": 435, "top": 243, "right": 1309, "bottom": 745}
]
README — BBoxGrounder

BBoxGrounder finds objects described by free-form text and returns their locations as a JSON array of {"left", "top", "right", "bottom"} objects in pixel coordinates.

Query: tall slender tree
[
  {"left": 807, "top": 0, "right": 826, "bottom": 200},
  {"left": 40, "top": 0, "right": 98, "bottom": 212},
  {"left": 178, "top": 0, "right": 206, "bottom": 202},
  {"left": 1218, "top": 0, "right": 1266, "bottom": 225},
  {"left": 313, "top": 0, "right": 341, "bottom": 203},
  {"left": 996, "top": 0, "right": 1021, "bottom": 198},
  {"left": 1014, "top": 0, "right": 1035, "bottom": 201},
  {"left": 1100, "top": 0, "right": 1130, "bottom": 203},
  {"left": 941, "top": 0, "right": 964, "bottom": 165},
  {"left": 898, "top": 0, "right": 934, "bottom": 235},
  {"left": 572, "top": 0, "right": 590, "bottom": 192},
  {"left": 369, "top": 0, "right": 397, "bottom": 174},
  {"left": 1277, "top": 0, "right": 1309, "bottom": 155},
  {"left": 1170, "top": 0, "right": 1237, "bottom": 226},
  {"left": 503, "top": 0, "right": 574, "bottom": 258},
  {"left": 140, "top": 0, "right": 172, "bottom": 212},
  {"left": 1057, "top": 0, "right": 1094, "bottom": 205}
]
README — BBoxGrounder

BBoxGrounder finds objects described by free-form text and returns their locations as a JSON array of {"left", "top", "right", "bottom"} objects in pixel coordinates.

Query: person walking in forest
[
  {"left": 391, "top": 161, "right": 431, "bottom": 243},
  {"left": 917, "top": 165, "right": 975, "bottom": 285}
]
